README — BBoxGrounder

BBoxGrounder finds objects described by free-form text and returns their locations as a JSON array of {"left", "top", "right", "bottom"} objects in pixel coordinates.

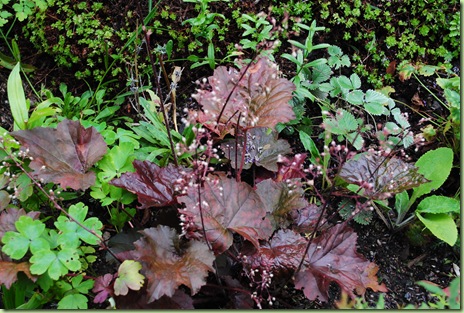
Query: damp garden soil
[{"left": 0, "top": 0, "right": 460, "bottom": 309}]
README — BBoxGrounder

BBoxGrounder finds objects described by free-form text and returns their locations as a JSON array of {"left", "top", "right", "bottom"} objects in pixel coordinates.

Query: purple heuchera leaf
[
  {"left": 339, "top": 152, "right": 428, "bottom": 199},
  {"left": 178, "top": 173, "right": 273, "bottom": 254},
  {"left": 133, "top": 225, "right": 215, "bottom": 303},
  {"left": 241, "top": 229, "right": 307, "bottom": 273},
  {"left": 294, "top": 223, "right": 388, "bottom": 301},
  {"left": 110, "top": 160, "right": 189, "bottom": 209},
  {"left": 191, "top": 57, "right": 295, "bottom": 135},
  {"left": 11, "top": 119, "right": 107, "bottom": 190}
]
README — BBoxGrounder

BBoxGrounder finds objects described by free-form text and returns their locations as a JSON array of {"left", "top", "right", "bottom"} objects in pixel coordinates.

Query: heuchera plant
[{"left": 98, "top": 56, "right": 387, "bottom": 308}]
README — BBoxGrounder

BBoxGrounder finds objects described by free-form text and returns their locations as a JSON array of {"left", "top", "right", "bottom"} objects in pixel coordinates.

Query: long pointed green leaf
[{"left": 7, "top": 63, "right": 29, "bottom": 130}]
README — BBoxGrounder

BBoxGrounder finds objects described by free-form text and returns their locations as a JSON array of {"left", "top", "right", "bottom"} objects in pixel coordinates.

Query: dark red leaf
[
  {"left": 110, "top": 160, "right": 189, "bottom": 209},
  {"left": 133, "top": 225, "right": 215, "bottom": 302},
  {"left": 294, "top": 223, "right": 387, "bottom": 301},
  {"left": 178, "top": 173, "right": 273, "bottom": 254},
  {"left": 242, "top": 229, "right": 307, "bottom": 273},
  {"left": 192, "top": 57, "right": 295, "bottom": 135},
  {"left": 339, "top": 153, "right": 428, "bottom": 199},
  {"left": 11, "top": 119, "right": 107, "bottom": 190},
  {"left": 0, "top": 261, "right": 37, "bottom": 288}
]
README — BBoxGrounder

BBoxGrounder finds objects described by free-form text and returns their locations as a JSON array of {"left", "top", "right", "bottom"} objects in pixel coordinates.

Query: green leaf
[
  {"left": 299, "top": 130, "right": 321, "bottom": 165},
  {"left": 55, "top": 202, "right": 103, "bottom": 246},
  {"left": 7, "top": 62, "right": 29, "bottom": 130},
  {"left": 345, "top": 90, "right": 364, "bottom": 105},
  {"left": 350, "top": 73, "right": 361, "bottom": 89},
  {"left": 416, "top": 195, "right": 459, "bottom": 214},
  {"left": 416, "top": 213, "right": 457, "bottom": 246},
  {"left": 412, "top": 148, "right": 453, "bottom": 199},
  {"left": 337, "top": 75, "right": 353, "bottom": 89},
  {"left": 1, "top": 216, "right": 47, "bottom": 259},
  {"left": 114, "top": 260, "right": 145, "bottom": 296},
  {"left": 323, "top": 109, "right": 358, "bottom": 134},
  {"left": 2, "top": 232, "right": 30, "bottom": 259},
  {"left": 394, "top": 190, "right": 409, "bottom": 216},
  {"left": 57, "top": 294, "right": 88, "bottom": 309},
  {"left": 30, "top": 248, "right": 81, "bottom": 280}
]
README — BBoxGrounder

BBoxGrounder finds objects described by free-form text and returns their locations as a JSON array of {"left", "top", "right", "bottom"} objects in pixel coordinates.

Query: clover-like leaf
[
  {"left": 55, "top": 202, "right": 103, "bottom": 247},
  {"left": 114, "top": 260, "right": 145, "bottom": 296},
  {"left": 0, "top": 207, "right": 40, "bottom": 240},
  {"left": 220, "top": 127, "right": 292, "bottom": 172},
  {"left": 57, "top": 294, "right": 89, "bottom": 309},
  {"left": 192, "top": 57, "right": 295, "bottom": 135},
  {"left": 29, "top": 248, "right": 81, "bottom": 280},
  {"left": 0, "top": 261, "right": 37, "bottom": 289},
  {"left": 339, "top": 153, "right": 428, "bottom": 199},
  {"left": 294, "top": 223, "right": 388, "bottom": 301},
  {"left": 110, "top": 160, "right": 188, "bottom": 209},
  {"left": 11, "top": 119, "right": 107, "bottom": 190},
  {"left": 133, "top": 226, "right": 215, "bottom": 302},
  {"left": 178, "top": 173, "right": 273, "bottom": 253},
  {"left": 1, "top": 216, "right": 47, "bottom": 259}
]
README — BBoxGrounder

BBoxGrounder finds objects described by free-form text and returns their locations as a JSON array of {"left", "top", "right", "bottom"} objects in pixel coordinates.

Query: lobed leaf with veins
[
  {"left": 294, "top": 223, "right": 388, "bottom": 301},
  {"left": 11, "top": 119, "right": 107, "bottom": 190},
  {"left": 192, "top": 57, "right": 295, "bottom": 135},
  {"left": 133, "top": 226, "right": 215, "bottom": 303},
  {"left": 178, "top": 173, "right": 273, "bottom": 254},
  {"left": 339, "top": 153, "right": 428, "bottom": 199},
  {"left": 242, "top": 224, "right": 387, "bottom": 302}
]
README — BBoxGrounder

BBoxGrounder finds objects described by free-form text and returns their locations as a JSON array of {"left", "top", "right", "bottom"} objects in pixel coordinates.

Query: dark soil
[{"left": 0, "top": 0, "right": 460, "bottom": 309}]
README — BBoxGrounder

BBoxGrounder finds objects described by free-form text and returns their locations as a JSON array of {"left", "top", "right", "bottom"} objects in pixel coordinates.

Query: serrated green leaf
[
  {"left": 350, "top": 73, "right": 361, "bottom": 89},
  {"left": 337, "top": 75, "right": 353, "bottom": 89},
  {"left": 345, "top": 90, "right": 364, "bottom": 105},
  {"left": 365, "top": 90, "right": 389, "bottom": 105},
  {"left": 416, "top": 213, "right": 457, "bottom": 246},
  {"left": 114, "top": 260, "right": 145, "bottom": 296},
  {"left": 416, "top": 195, "right": 459, "bottom": 214},
  {"left": 364, "top": 102, "right": 386, "bottom": 115}
]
